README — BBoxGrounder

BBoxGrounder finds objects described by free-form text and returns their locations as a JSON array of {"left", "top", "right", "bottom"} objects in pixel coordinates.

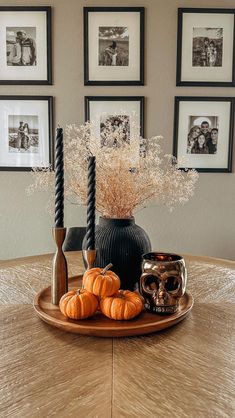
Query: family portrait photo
[
  {"left": 8, "top": 115, "right": 39, "bottom": 153},
  {"left": 6, "top": 27, "right": 37, "bottom": 66},
  {"left": 174, "top": 96, "right": 233, "bottom": 172},
  {"left": 100, "top": 114, "right": 130, "bottom": 147},
  {"left": 187, "top": 116, "right": 218, "bottom": 154},
  {"left": 98, "top": 26, "right": 129, "bottom": 66},
  {"left": 192, "top": 27, "right": 223, "bottom": 67}
]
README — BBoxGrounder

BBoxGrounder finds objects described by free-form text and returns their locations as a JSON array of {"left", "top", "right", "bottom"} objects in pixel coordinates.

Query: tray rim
[{"left": 33, "top": 276, "right": 194, "bottom": 337}]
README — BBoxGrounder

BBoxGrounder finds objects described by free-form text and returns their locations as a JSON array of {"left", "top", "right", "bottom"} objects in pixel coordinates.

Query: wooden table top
[{"left": 0, "top": 252, "right": 235, "bottom": 418}]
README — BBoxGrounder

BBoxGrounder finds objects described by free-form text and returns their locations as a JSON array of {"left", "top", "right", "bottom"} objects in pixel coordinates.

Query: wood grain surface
[
  {"left": 0, "top": 252, "right": 235, "bottom": 417},
  {"left": 113, "top": 303, "right": 235, "bottom": 418},
  {"left": 0, "top": 305, "right": 112, "bottom": 418}
]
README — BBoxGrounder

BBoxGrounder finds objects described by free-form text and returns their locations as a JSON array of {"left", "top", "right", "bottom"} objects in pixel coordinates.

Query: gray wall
[{"left": 0, "top": 0, "right": 235, "bottom": 260}]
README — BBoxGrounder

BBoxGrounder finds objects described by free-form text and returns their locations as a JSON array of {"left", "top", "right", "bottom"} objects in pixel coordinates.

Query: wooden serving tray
[{"left": 33, "top": 275, "right": 194, "bottom": 337}]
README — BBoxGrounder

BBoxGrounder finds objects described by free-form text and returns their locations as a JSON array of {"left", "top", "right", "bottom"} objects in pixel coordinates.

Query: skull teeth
[
  {"left": 144, "top": 302, "right": 178, "bottom": 314},
  {"left": 156, "top": 306, "right": 176, "bottom": 313}
]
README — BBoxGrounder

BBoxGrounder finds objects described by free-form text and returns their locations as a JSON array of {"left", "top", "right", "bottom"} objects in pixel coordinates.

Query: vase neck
[{"left": 99, "top": 217, "right": 135, "bottom": 227}]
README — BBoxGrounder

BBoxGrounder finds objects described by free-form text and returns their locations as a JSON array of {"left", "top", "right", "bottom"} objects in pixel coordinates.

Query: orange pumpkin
[
  {"left": 59, "top": 289, "right": 98, "bottom": 320},
  {"left": 100, "top": 290, "right": 143, "bottom": 320},
  {"left": 82, "top": 263, "right": 120, "bottom": 297}
]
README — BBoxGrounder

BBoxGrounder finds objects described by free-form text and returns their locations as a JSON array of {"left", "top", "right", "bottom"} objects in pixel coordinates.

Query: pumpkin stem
[
  {"left": 76, "top": 289, "right": 81, "bottom": 295},
  {"left": 101, "top": 263, "right": 113, "bottom": 275},
  {"left": 117, "top": 290, "right": 124, "bottom": 298}
]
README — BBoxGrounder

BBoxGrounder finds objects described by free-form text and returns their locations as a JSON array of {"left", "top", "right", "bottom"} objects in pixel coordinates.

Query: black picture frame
[
  {"left": 84, "top": 7, "right": 145, "bottom": 86},
  {"left": 0, "top": 6, "right": 52, "bottom": 85},
  {"left": 173, "top": 96, "right": 234, "bottom": 173},
  {"left": 0, "top": 95, "right": 54, "bottom": 171},
  {"left": 85, "top": 96, "right": 145, "bottom": 137},
  {"left": 176, "top": 8, "right": 235, "bottom": 87}
]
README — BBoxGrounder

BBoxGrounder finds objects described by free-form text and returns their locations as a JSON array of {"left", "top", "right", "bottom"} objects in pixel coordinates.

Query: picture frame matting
[
  {"left": 176, "top": 8, "right": 235, "bottom": 87},
  {"left": 84, "top": 7, "right": 145, "bottom": 86},
  {"left": 173, "top": 96, "right": 234, "bottom": 173},
  {"left": 85, "top": 96, "right": 145, "bottom": 149},
  {"left": 0, "top": 6, "right": 52, "bottom": 85},
  {"left": 0, "top": 95, "right": 54, "bottom": 171}
]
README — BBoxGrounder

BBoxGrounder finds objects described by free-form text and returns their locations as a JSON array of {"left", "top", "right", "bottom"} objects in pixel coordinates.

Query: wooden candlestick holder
[
  {"left": 83, "top": 249, "right": 97, "bottom": 270},
  {"left": 51, "top": 227, "right": 68, "bottom": 305}
]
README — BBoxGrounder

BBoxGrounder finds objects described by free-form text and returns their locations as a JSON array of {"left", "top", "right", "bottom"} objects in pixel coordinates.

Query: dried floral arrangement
[{"left": 28, "top": 116, "right": 199, "bottom": 218}]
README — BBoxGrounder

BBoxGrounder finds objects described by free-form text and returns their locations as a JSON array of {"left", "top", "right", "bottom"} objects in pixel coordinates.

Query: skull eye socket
[
  {"left": 165, "top": 276, "right": 179, "bottom": 292},
  {"left": 144, "top": 275, "right": 159, "bottom": 291}
]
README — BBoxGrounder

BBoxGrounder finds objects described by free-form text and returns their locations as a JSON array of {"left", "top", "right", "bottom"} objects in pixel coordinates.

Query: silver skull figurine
[{"left": 140, "top": 252, "right": 187, "bottom": 314}]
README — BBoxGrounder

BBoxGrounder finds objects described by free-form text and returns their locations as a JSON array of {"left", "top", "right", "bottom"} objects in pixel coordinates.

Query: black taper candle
[
  {"left": 55, "top": 127, "right": 64, "bottom": 228},
  {"left": 86, "top": 156, "right": 96, "bottom": 250}
]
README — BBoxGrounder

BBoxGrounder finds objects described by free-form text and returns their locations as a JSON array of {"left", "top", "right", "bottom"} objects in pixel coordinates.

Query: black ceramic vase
[{"left": 83, "top": 217, "right": 151, "bottom": 290}]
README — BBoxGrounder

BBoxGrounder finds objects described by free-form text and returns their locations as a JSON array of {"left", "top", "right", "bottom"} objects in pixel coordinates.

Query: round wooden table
[{"left": 0, "top": 252, "right": 234, "bottom": 417}]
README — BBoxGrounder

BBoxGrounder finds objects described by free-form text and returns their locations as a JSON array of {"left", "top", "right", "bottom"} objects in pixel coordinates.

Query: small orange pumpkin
[
  {"left": 59, "top": 289, "right": 98, "bottom": 320},
  {"left": 100, "top": 290, "right": 143, "bottom": 320},
  {"left": 82, "top": 263, "right": 120, "bottom": 297}
]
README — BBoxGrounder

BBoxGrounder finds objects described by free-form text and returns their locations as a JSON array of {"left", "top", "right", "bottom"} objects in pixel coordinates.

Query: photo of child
[{"left": 192, "top": 27, "right": 223, "bottom": 67}]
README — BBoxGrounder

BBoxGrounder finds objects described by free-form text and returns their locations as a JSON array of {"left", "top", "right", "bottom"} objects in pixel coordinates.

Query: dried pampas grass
[{"left": 27, "top": 118, "right": 199, "bottom": 218}]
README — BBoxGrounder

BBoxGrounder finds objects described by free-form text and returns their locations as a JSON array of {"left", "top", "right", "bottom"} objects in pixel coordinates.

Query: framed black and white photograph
[
  {"left": 84, "top": 7, "right": 144, "bottom": 85},
  {"left": 173, "top": 97, "right": 234, "bottom": 172},
  {"left": 177, "top": 8, "right": 235, "bottom": 86},
  {"left": 0, "top": 96, "right": 53, "bottom": 171},
  {"left": 0, "top": 6, "right": 52, "bottom": 84},
  {"left": 85, "top": 96, "right": 144, "bottom": 147}
]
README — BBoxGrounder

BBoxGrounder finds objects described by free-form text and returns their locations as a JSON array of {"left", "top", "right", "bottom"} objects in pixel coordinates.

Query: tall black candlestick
[
  {"left": 55, "top": 127, "right": 64, "bottom": 228},
  {"left": 86, "top": 156, "right": 96, "bottom": 250}
]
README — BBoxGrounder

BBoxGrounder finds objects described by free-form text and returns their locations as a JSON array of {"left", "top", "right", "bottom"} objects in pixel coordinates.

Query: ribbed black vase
[{"left": 83, "top": 217, "right": 151, "bottom": 290}]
